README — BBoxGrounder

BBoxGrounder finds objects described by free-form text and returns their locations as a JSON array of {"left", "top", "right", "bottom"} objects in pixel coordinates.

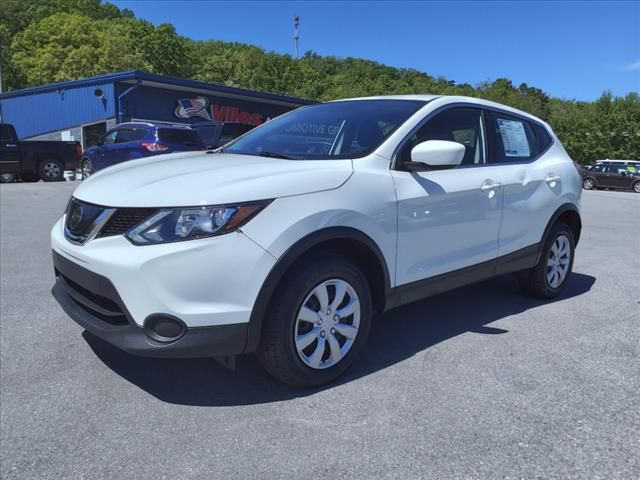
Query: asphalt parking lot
[{"left": 0, "top": 182, "right": 638, "bottom": 479}]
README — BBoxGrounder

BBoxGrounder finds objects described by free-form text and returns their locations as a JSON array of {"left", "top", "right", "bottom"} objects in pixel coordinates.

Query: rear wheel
[
  {"left": 583, "top": 178, "right": 595, "bottom": 190},
  {"left": 38, "top": 159, "right": 64, "bottom": 182},
  {"left": 633, "top": 181, "right": 640, "bottom": 193},
  {"left": 518, "top": 223, "right": 575, "bottom": 299},
  {"left": 257, "top": 253, "right": 372, "bottom": 387}
]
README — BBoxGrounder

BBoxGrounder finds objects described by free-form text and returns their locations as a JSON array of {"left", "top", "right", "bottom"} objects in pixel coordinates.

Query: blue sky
[{"left": 111, "top": 0, "right": 640, "bottom": 101}]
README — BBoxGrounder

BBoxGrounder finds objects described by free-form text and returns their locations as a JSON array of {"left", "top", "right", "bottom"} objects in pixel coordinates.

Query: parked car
[
  {"left": 80, "top": 122, "right": 205, "bottom": 178},
  {"left": 581, "top": 162, "right": 640, "bottom": 192},
  {"left": 51, "top": 96, "right": 582, "bottom": 387},
  {"left": 191, "top": 121, "right": 255, "bottom": 149},
  {"left": 0, "top": 123, "right": 81, "bottom": 182}
]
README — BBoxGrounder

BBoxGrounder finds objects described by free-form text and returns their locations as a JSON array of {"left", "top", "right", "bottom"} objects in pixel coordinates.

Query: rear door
[
  {"left": 0, "top": 125, "right": 20, "bottom": 174},
  {"left": 605, "top": 165, "right": 631, "bottom": 188},
  {"left": 487, "top": 110, "right": 564, "bottom": 256}
]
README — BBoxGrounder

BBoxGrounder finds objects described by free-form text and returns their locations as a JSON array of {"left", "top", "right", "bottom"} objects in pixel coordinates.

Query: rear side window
[
  {"left": 116, "top": 128, "right": 148, "bottom": 143},
  {"left": 533, "top": 124, "right": 553, "bottom": 153},
  {"left": 158, "top": 129, "right": 204, "bottom": 147},
  {"left": 487, "top": 111, "right": 537, "bottom": 163}
]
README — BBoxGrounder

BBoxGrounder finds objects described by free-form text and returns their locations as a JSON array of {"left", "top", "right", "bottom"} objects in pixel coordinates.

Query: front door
[
  {"left": 391, "top": 107, "right": 503, "bottom": 285},
  {"left": 0, "top": 124, "right": 20, "bottom": 174}
]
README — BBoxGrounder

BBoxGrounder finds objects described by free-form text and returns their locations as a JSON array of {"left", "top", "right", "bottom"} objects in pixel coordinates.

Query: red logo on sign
[{"left": 211, "top": 104, "right": 263, "bottom": 126}]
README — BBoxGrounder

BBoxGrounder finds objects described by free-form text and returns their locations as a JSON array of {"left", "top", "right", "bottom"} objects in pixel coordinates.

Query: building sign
[
  {"left": 175, "top": 97, "right": 264, "bottom": 126},
  {"left": 175, "top": 97, "right": 212, "bottom": 121}
]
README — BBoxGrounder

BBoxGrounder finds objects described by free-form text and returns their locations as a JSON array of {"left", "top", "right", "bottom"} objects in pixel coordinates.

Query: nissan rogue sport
[{"left": 51, "top": 96, "right": 582, "bottom": 387}]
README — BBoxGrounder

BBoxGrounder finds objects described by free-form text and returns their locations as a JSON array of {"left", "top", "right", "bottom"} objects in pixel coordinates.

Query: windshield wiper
[{"left": 258, "top": 151, "right": 297, "bottom": 160}]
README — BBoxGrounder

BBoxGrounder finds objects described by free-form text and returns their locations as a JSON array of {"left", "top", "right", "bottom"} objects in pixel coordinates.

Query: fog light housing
[{"left": 144, "top": 314, "right": 186, "bottom": 344}]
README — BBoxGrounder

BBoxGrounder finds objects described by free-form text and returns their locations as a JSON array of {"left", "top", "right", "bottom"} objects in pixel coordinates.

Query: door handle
[
  {"left": 5, "top": 144, "right": 17, "bottom": 147},
  {"left": 480, "top": 179, "right": 502, "bottom": 192},
  {"left": 545, "top": 174, "right": 561, "bottom": 186}
]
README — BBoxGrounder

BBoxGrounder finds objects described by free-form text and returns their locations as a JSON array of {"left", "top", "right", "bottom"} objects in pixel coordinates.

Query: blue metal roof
[{"left": 0, "top": 70, "right": 314, "bottom": 106}]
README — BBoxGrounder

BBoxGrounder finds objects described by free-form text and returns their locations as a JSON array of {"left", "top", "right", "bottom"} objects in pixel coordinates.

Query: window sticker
[{"left": 497, "top": 119, "right": 530, "bottom": 157}]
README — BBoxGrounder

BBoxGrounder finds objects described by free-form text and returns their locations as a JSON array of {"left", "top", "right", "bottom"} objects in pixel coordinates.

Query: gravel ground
[{"left": 1, "top": 182, "right": 638, "bottom": 480}]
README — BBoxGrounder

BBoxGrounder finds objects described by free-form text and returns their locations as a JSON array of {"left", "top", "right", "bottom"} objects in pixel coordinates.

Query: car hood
[{"left": 72, "top": 151, "right": 353, "bottom": 207}]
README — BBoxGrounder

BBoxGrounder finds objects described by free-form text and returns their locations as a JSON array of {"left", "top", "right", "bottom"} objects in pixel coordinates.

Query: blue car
[{"left": 80, "top": 122, "right": 205, "bottom": 178}]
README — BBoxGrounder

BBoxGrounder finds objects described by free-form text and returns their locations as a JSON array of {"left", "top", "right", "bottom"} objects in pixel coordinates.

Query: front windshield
[{"left": 225, "top": 99, "right": 426, "bottom": 160}]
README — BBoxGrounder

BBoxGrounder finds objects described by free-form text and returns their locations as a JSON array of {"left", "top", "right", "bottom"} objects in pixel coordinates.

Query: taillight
[
  {"left": 75, "top": 143, "right": 83, "bottom": 158},
  {"left": 141, "top": 142, "right": 169, "bottom": 152}
]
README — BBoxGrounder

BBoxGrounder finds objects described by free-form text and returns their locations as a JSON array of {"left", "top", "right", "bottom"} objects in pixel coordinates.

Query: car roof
[
  {"left": 329, "top": 95, "right": 546, "bottom": 123},
  {"left": 115, "top": 122, "right": 194, "bottom": 130}
]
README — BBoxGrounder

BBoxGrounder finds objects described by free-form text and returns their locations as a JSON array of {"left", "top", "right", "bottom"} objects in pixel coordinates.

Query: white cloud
[{"left": 625, "top": 59, "right": 640, "bottom": 71}]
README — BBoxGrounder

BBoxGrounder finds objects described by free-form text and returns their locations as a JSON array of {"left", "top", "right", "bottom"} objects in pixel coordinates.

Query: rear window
[{"left": 158, "top": 129, "right": 204, "bottom": 147}]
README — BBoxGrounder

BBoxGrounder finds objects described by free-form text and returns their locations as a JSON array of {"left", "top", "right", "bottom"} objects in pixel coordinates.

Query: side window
[
  {"left": 399, "top": 108, "right": 486, "bottom": 166},
  {"left": 606, "top": 166, "right": 626, "bottom": 175},
  {"left": 0, "top": 125, "right": 15, "bottom": 142},
  {"left": 533, "top": 123, "right": 552, "bottom": 153},
  {"left": 590, "top": 164, "right": 604, "bottom": 172},
  {"left": 101, "top": 130, "right": 118, "bottom": 145},
  {"left": 487, "top": 111, "right": 537, "bottom": 163},
  {"left": 116, "top": 128, "right": 147, "bottom": 143}
]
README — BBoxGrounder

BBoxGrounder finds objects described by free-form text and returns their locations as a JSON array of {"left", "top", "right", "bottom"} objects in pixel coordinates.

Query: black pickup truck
[{"left": 0, "top": 123, "right": 82, "bottom": 182}]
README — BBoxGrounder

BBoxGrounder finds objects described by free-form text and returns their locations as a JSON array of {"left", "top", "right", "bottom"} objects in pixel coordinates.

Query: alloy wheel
[
  {"left": 634, "top": 182, "right": 640, "bottom": 193},
  {"left": 294, "top": 278, "right": 361, "bottom": 370},
  {"left": 583, "top": 178, "right": 594, "bottom": 190},
  {"left": 546, "top": 234, "right": 571, "bottom": 288},
  {"left": 42, "top": 162, "right": 61, "bottom": 179}
]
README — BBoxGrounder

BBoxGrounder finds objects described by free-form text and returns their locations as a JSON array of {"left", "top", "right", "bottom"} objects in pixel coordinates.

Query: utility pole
[{"left": 293, "top": 16, "right": 300, "bottom": 60}]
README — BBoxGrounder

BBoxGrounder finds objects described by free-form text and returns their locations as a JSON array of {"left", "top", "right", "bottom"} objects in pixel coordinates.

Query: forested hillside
[{"left": 1, "top": 0, "right": 638, "bottom": 162}]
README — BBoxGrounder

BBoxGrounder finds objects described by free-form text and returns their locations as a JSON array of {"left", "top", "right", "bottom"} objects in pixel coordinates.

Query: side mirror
[{"left": 403, "top": 140, "right": 466, "bottom": 171}]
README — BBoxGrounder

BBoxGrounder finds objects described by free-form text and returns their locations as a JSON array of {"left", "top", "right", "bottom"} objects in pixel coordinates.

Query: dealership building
[{"left": 0, "top": 70, "right": 313, "bottom": 148}]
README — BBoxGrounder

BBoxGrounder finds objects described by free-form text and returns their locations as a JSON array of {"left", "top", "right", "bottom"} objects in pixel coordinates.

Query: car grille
[
  {"left": 96, "top": 208, "right": 158, "bottom": 238},
  {"left": 64, "top": 198, "right": 111, "bottom": 244},
  {"left": 65, "top": 198, "right": 157, "bottom": 242}
]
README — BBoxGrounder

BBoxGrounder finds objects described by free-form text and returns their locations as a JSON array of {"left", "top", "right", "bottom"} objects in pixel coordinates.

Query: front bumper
[
  {"left": 52, "top": 251, "right": 247, "bottom": 357},
  {"left": 50, "top": 215, "right": 277, "bottom": 357}
]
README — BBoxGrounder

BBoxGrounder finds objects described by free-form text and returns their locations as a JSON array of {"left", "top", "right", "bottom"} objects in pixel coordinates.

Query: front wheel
[
  {"left": 518, "top": 223, "right": 575, "bottom": 299},
  {"left": 0, "top": 173, "right": 16, "bottom": 183},
  {"left": 583, "top": 178, "right": 595, "bottom": 190},
  {"left": 257, "top": 253, "right": 372, "bottom": 387},
  {"left": 38, "top": 159, "right": 64, "bottom": 182}
]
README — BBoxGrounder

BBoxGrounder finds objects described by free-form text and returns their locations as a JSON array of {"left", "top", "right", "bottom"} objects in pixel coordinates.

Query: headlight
[{"left": 126, "top": 201, "right": 271, "bottom": 245}]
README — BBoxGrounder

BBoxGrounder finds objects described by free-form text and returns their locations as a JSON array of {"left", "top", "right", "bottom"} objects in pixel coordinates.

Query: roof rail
[{"left": 116, "top": 121, "right": 156, "bottom": 127}]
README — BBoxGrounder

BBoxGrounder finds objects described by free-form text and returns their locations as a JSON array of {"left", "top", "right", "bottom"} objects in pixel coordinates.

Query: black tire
[
  {"left": 81, "top": 158, "right": 93, "bottom": 180},
  {"left": 38, "top": 159, "right": 64, "bottom": 182},
  {"left": 582, "top": 177, "right": 595, "bottom": 190},
  {"left": 633, "top": 181, "right": 640, "bottom": 193},
  {"left": 257, "top": 253, "right": 372, "bottom": 387},
  {"left": 518, "top": 223, "right": 575, "bottom": 299},
  {"left": 0, "top": 173, "right": 16, "bottom": 183}
]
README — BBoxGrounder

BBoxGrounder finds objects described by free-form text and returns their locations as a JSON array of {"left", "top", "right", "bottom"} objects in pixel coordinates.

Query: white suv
[{"left": 51, "top": 96, "right": 582, "bottom": 387}]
